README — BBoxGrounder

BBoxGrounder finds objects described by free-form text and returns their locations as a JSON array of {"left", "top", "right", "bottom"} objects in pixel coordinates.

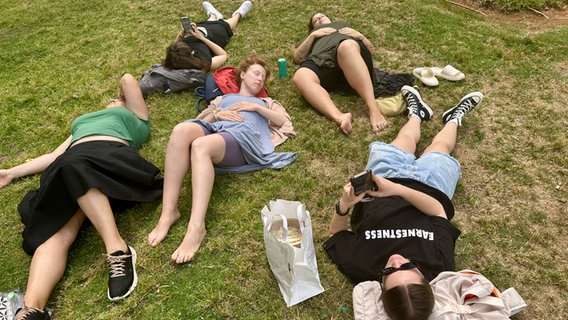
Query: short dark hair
[
  {"left": 163, "top": 41, "right": 211, "bottom": 71},
  {"left": 235, "top": 53, "right": 270, "bottom": 87},
  {"left": 381, "top": 278, "right": 435, "bottom": 320}
]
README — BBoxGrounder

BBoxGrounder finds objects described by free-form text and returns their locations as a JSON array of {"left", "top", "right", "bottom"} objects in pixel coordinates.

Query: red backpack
[{"left": 194, "top": 66, "right": 269, "bottom": 111}]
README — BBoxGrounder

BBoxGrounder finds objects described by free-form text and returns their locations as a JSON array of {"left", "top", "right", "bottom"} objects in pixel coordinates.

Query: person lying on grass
[
  {"left": 292, "top": 12, "right": 388, "bottom": 135},
  {"left": 164, "top": 1, "right": 252, "bottom": 72},
  {"left": 324, "top": 86, "right": 483, "bottom": 319},
  {"left": 0, "top": 74, "right": 163, "bottom": 320},
  {"left": 148, "top": 54, "right": 296, "bottom": 264}
]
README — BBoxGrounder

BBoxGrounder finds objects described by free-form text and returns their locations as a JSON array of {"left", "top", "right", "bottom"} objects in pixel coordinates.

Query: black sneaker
[
  {"left": 14, "top": 307, "right": 50, "bottom": 320},
  {"left": 442, "top": 92, "right": 484, "bottom": 126},
  {"left": 107, "top": 246, "right": 137, "bottom": 301},
  {"left": 401, "top": 85, "right": 433, "bottom": 121}
]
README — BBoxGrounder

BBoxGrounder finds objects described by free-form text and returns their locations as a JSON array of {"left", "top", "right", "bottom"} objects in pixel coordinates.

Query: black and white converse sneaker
[
  {"left": 107, "top": 245, "right": 137, "bottom": 301},
  {"left": 442, "top": 92, "right": 484, "bottom": 126},
  {"left": 401, "top": 85, "right": 433, "bottom": 121}
]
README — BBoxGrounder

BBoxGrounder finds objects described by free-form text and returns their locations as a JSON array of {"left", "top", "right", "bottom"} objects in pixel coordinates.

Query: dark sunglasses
[{"left": 378, "top": 260, "right": 420, "bottom": 288}]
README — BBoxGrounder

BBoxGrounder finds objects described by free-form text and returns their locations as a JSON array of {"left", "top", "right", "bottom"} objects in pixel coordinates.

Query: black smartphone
[
  {"left": 180, "top": 16, "right": 192, "bottom": 33},
  {"left": 350, "top": 170, "right": 375, "bottom": 196}
]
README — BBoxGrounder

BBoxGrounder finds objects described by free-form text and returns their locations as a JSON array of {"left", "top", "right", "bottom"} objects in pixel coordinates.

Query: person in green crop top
[
  {"left": 0, "top": 74, "right": 163, "bottom": 319},
  {"left": 70, "top": 105, "right": 150, "bottom": 149}
]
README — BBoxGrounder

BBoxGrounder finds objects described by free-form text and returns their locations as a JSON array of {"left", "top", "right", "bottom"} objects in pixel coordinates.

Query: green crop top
[{"left": 70, "top": 106, "right": 150, "bottom": 149}]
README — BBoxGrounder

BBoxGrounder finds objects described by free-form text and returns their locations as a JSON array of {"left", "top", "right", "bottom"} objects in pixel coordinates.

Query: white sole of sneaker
[
  {"left": 108, "top": 246, "right": 138, "bottom": 301},
  {"left": 402, "top": 85, "right": 433, "bottom": 119},
  {"left": 442, "top": 92, "right": 484, "bottom": 121}
]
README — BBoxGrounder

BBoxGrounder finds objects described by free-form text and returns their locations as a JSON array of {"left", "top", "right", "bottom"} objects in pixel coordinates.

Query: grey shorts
[{"left": 200, "top": 127, "right": 246, "bottom": 167}]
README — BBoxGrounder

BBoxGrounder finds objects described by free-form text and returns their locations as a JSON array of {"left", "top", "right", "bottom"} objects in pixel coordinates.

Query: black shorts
[
  {"left": 197, "top": 20, "right": 233, "bottom": 48},
  {"left": 299, "top": 39, "right": 374, "bottom": 94}
]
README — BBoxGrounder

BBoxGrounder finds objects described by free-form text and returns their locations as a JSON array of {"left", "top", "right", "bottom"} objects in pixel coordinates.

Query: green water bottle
[{"left": 278, "top": 58, "right": 287, "bottom": 78}]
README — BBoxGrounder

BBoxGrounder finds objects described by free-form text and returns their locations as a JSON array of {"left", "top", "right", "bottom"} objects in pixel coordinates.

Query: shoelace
[
  {"left": 452, "top": 98, "right": 476, "bottom": 119},
  {"left": 106, "top": 253, "right": 130, "bottom": 278},
  {"left": 15, "top": 306, "right": 46, "bottom": 320},
  {"left": 404, "top": 92, "right": 420, "bottom": 114}
]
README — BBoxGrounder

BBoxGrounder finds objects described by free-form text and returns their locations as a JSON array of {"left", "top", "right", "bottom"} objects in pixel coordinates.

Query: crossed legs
[
  {"left": 23, "top": 187, "right": 129, "bottom": 310},
  {"left": 148, "top": 122, "right": 227, "bottom": 264}
]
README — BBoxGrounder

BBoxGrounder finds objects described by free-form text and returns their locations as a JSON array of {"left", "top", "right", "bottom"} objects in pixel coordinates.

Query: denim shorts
[{"left": 365, "top": 142, "right": 461, "bottom": 199}]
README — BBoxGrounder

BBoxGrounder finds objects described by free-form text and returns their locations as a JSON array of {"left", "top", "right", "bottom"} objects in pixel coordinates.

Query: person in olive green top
[
  {"left": 292, "top": 13, "right": 388, "bottom": 135},
  {"left": 0, "top": 74, "right": 163, "bottom": 319}
]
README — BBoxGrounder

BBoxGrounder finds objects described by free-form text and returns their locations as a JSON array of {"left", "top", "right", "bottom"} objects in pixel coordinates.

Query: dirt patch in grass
[{"left": 449, "top": 0, "right": 568, "bottom": 30}]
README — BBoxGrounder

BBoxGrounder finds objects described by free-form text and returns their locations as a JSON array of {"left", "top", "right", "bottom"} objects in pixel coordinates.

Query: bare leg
[
  {"left": 390, "top": 116, "right": 422, "bottom": 154},
  {"left": 148, "top": 122, "right": 205, "bottom": 246},
  {"left": 171, "top": 134, "right": 226, "bottom": 264},
  {"left": 23, "top": 211, "right": 85, "bottom": 309},
  {"left": 422, "top": 122, "right": 458, "bottom": 156},
  {"left": 76, "top": 188, "right": 127, "bottom": 254},
  {"left": 337, "top": 40, "right": 388, "bottom": 131},
  {"left": 292, "top": 67, "right": 353, "bottom": 134},
  {"left": 224, "top": 14, "right": 241, "bottom": 30}
]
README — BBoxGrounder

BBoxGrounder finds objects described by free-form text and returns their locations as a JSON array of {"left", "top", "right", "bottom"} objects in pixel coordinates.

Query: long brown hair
[
  {"left": 163, "top": 42, "right": 211, "bottom": 71},
  {"left": 381, "top": 278, "right": 435, "bottom": 320}
]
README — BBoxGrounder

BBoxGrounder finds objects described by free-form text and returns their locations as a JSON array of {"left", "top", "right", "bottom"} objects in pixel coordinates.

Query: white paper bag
[{"left": 261, "top": 199, "right": 325, "bottom": 307}]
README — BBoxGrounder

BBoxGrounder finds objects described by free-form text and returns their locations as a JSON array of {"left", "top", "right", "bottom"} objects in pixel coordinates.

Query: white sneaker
[
  {"left": 202, "top": 1, "right": 223, "bottom": 20},
  {"left": 232, "top": 1, "right": 252, "bottom": 18}
]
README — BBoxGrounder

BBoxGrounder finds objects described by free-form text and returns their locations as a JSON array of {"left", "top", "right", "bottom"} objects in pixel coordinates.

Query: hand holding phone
[
  {"left": 350, "top": 170, "right": 377, "bottom": 196},
  {"left": 180, "top": 17, "right": 192, "bottom": 33}
]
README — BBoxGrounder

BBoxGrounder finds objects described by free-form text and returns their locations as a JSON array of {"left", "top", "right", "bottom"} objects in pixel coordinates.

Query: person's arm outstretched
[
  {"left": 367, "top": 174, "right": 447, "bottom": 218},
  {"left": 0, "top": 135, "right": 72, "bottom": 189}
]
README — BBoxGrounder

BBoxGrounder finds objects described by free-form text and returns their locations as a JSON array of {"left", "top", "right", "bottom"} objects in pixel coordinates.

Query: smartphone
[
  {"left": 350, "top": 170, "right": 376, "bottom": 196},
  {"left": 180, "top": 16, "right": 192, "bottom": 33}
]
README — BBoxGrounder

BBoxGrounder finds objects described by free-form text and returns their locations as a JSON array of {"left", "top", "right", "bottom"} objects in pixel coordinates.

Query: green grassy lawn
[{"left": 0, "top": 0, "right": 566, "bottom": 319}]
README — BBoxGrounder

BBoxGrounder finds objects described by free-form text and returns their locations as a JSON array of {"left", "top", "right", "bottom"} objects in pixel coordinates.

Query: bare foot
[
  {"left": 337, "top": 113, "right": 353, "bottom": 135},
  {"left": 171, "top": 225, "right": 206, "bottom": 264},
  {"left": 369, "top": 112, "right": 388, "bottom": 131},
  {"left": 148, "top": 208, "right": 181, "bottom": 246}
]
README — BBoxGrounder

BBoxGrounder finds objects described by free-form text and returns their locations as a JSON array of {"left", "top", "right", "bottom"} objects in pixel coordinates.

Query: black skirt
[{"left": 18, "top": 141, "right": 164, "bottom": 255}]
